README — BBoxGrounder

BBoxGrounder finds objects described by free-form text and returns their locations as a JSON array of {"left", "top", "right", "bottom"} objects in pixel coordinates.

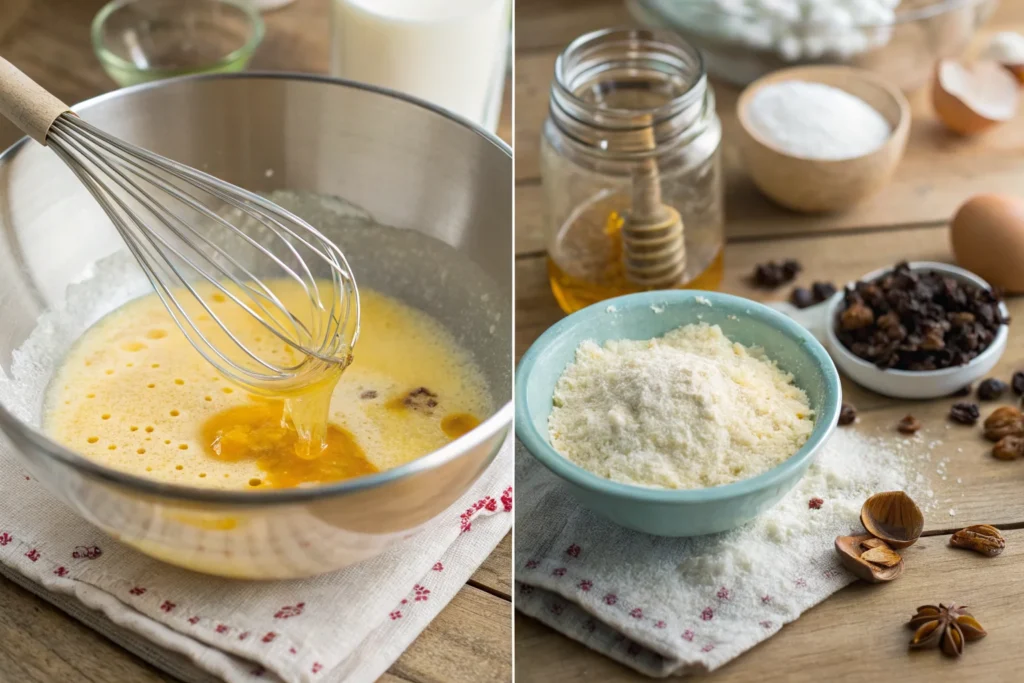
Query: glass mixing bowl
[
  {"left": 0, "top": 74, "right": 512, "bottom": 579},
  {"left": 628, "top": 0, "right": 999, "bottom": 91}
]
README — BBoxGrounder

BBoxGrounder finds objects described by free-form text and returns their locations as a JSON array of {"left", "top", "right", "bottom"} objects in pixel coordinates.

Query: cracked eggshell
[{"left": 932, "top": 59, "right": 1019, "bottom": 136}]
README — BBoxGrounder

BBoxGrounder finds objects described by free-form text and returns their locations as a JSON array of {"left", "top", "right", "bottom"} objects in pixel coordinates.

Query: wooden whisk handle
[{"left": 0, "top": 57, "right": 70, "bottom": 145}]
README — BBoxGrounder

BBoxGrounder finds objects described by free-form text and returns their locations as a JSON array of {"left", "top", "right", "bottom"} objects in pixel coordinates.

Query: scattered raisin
[
  {"left": 752, "top": 260, "right": 801, "bottom": 288},
  {"left": 840, "top": 302, "right": 874, "bottom": 330},
  {"left": 1013, "top": 371, "right": 1024, "bottom": 396},
  {"left": 790, "top": 287, "right": 815, "bottom": 309},
  {"left": 808, "top": 497, "right": 824, "bottom": 510},
  {"left": 948, "top": 402, "right": 980, "bottom": 425},
  {"left": 811, "top": 281, "right": 837, "bottom": 302},
  {"left": 897, "top": 415, "right": 922, "bottom": 434},
  {"left": 977, "top": 378, "right": 1008, "bottom": 401},
  {"left": 832, "top": 262, "right": 1007, "bottom": 371},
  {"left": 838, "top": 403, "right": 857, "bottom": 426}
]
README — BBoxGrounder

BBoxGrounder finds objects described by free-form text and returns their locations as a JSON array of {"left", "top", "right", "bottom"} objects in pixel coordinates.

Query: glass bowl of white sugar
[
  {"left": 515, "top": 290, "right": 842, "bottom": 537},
  {"left": 627, "top": 0, "right": 998, "bottom": 92}
]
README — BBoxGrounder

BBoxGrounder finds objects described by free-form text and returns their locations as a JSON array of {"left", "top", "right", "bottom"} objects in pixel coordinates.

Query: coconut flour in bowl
[{"left": 548, "top": 322, "right": 814, "bottom": 489}]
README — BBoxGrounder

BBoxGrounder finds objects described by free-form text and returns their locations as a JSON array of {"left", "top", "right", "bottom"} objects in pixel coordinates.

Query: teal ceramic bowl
[{"left": 516, "top": 290, "right": 841, "bottom": 537}]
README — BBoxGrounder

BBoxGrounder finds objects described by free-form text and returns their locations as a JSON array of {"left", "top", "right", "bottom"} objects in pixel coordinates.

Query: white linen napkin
[
  {"left": 0, "top": 436, "right": 513, "bottom": 683},
  {"left": 514, "top": 427, "right": 927, "bottom": 677}
]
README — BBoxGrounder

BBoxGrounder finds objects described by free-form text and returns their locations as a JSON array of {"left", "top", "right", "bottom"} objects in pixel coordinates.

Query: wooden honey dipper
[{"left": 620, "top": 124, "right": 686, "bottom": 288}]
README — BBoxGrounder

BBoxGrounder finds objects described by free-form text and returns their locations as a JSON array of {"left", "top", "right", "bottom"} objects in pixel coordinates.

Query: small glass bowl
[{"left": 92, "top": 0, "right": 264, "bottom": 87}]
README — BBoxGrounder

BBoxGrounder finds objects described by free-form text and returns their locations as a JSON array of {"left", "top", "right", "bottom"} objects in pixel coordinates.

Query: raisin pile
[{"left": 834, "top": 262, "right": 1008, "bottom": 371}]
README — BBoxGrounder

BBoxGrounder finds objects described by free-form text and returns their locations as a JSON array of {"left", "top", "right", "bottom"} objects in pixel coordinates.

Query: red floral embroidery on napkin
[
  {"left": 274, "top": 602, "right": 305, "bottom": 619},
  {"left": 72, "top": 545, "right": 102, "bottom": 560}
]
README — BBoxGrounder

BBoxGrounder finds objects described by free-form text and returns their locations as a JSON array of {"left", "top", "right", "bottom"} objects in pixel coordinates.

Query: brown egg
[{"left": 951, "top": 194, "right": 1024, "bottom": 293}]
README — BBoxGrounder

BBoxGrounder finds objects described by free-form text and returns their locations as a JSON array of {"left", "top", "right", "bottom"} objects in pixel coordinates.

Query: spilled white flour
[{"left": 548, "top": 323, "right": 814, "bottom": 489}]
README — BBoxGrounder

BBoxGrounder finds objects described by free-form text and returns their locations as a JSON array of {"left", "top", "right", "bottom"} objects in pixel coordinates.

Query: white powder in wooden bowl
[{"left": 548, "top": 323, "right": 814, "bottom": 489}]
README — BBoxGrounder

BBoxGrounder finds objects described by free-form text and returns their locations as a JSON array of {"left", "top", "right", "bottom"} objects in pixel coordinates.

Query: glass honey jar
[{"left": 541, "top": 28, "right": 725, "bottom": 314}]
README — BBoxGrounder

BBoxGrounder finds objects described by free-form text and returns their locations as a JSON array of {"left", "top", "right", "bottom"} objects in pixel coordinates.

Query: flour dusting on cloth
[{"left": 548, "top": 323, "right": 813, "bottom": 489}]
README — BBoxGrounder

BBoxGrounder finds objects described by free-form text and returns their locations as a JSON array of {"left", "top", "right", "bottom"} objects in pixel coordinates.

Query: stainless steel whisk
[{"left": 0, "top": 58, "right": 359, "bottom": 393}]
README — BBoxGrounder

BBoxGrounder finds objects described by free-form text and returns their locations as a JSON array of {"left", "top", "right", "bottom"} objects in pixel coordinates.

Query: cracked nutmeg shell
[
  {"left": 835, "top": 534, "right": 904, "bottom": 583},
  {"left": 950, "top": 524, "right": 1006, "bottom": 556},
  {"left": 861, "top": 491, "right": 924, "bottom": 549}
]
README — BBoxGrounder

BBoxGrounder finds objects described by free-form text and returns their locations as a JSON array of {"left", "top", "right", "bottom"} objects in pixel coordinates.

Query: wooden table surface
[
  {"left": 0, "top": 2, "right": 511, "bottom": 682},
  {"left": 515, "top": 0, "right": 1024, "bottom": 681}
]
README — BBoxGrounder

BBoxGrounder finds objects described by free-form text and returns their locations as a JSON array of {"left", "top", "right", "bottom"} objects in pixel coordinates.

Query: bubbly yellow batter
[{"left": 44, "top": 283, "right": 490, "bottom": 490}]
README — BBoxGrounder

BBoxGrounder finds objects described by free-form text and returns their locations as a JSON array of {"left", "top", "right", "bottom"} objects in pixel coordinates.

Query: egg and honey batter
[{"left": 44, "top": 283, "right": 491, "bottom": 490}]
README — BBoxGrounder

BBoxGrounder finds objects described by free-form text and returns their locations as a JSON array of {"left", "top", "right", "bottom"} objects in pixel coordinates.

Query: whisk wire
[
  {"left": 60, "top": 117, "right": 359, "bottom": 359},
  {"left": 53, "top": 118, "right": 314, "bottom": 343},
  {"left": 49, "top": 133, "right": 301, "bottom": 384},
  {"left": 44, "top": 114, "right": 360, "bottom": 391}
]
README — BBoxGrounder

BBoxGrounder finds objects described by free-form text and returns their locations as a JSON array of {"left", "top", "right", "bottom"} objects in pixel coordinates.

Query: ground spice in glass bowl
[{"left": 824, "top": 262, "right": 1011, "bottom": 400}]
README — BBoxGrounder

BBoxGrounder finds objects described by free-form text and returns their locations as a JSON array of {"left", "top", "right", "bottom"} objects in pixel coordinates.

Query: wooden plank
[
  {"left": 514, "top": 12, "right": 1024, "bottom": 248},
  {"left": 515, "top": 225, "right": 1024, "bottom": 530},
  {"left": 391, "top": 586, "right": 512, "bottom": 683},
  {"left": 515, "top": 0, "right": 630, "bottom": 53},
  {"left": 516, "top": 527, "right": 1024, "bottom": 682},
  {"left": 470, "top": 533, "right": 512, "bottom": 599},
  {"left": 0, "top": 576, "right": 173, "bottom": 683}
]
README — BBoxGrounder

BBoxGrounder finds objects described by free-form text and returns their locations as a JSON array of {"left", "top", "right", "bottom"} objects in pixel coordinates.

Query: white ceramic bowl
[{"left": 824, "top": 262, "right": 1009, "bottom": 400}]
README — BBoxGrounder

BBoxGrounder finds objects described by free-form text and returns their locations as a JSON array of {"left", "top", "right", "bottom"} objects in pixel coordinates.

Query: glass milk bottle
[
  {"left": 541, "top": 29, "right": 725, "bottom": 314},
  {"left": 330, "top": 0, "right": 510, "bottom": 132}
]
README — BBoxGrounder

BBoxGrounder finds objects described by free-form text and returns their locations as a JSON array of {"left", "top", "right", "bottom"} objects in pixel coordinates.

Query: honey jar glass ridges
[{"left": 541, "top": 28, "right": 725, "bottom": 314}]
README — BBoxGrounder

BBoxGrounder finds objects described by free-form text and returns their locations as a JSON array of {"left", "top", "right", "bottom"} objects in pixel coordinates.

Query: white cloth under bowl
[
  {"left": 514, "top": 428, "right": 923, "bottom": 677},
  {"left": 0, "top": 437, "right": 513, "bottom": 683}
]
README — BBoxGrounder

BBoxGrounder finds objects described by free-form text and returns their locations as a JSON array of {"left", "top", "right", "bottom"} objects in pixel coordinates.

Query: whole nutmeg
[
  {"left": 993, "top": 435, "right": 1024, "bottom": 460},
  {"left": 950, "top": 524, "right": 1005, "bottom": 557},
  {"left": 983, "top": 405, "right": 1024, "bottom": 442}
]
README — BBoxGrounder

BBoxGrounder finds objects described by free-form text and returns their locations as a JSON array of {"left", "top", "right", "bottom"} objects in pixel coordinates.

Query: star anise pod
[{"left": 908, "top": 603, "right": 987, "bottom": 657}]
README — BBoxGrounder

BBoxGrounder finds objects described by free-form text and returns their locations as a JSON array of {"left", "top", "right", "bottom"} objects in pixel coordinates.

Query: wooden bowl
[{"left": 736, "top": 65, "right": 911, "bottom": 213}]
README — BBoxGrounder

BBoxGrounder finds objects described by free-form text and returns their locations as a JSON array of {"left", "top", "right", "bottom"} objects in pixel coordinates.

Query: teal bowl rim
[
  {"left": 91, "top": 0, "right": 266, "bottom": 78},
  {"left": 515, "top": 289, "right": 842, "bottom": 504}
]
